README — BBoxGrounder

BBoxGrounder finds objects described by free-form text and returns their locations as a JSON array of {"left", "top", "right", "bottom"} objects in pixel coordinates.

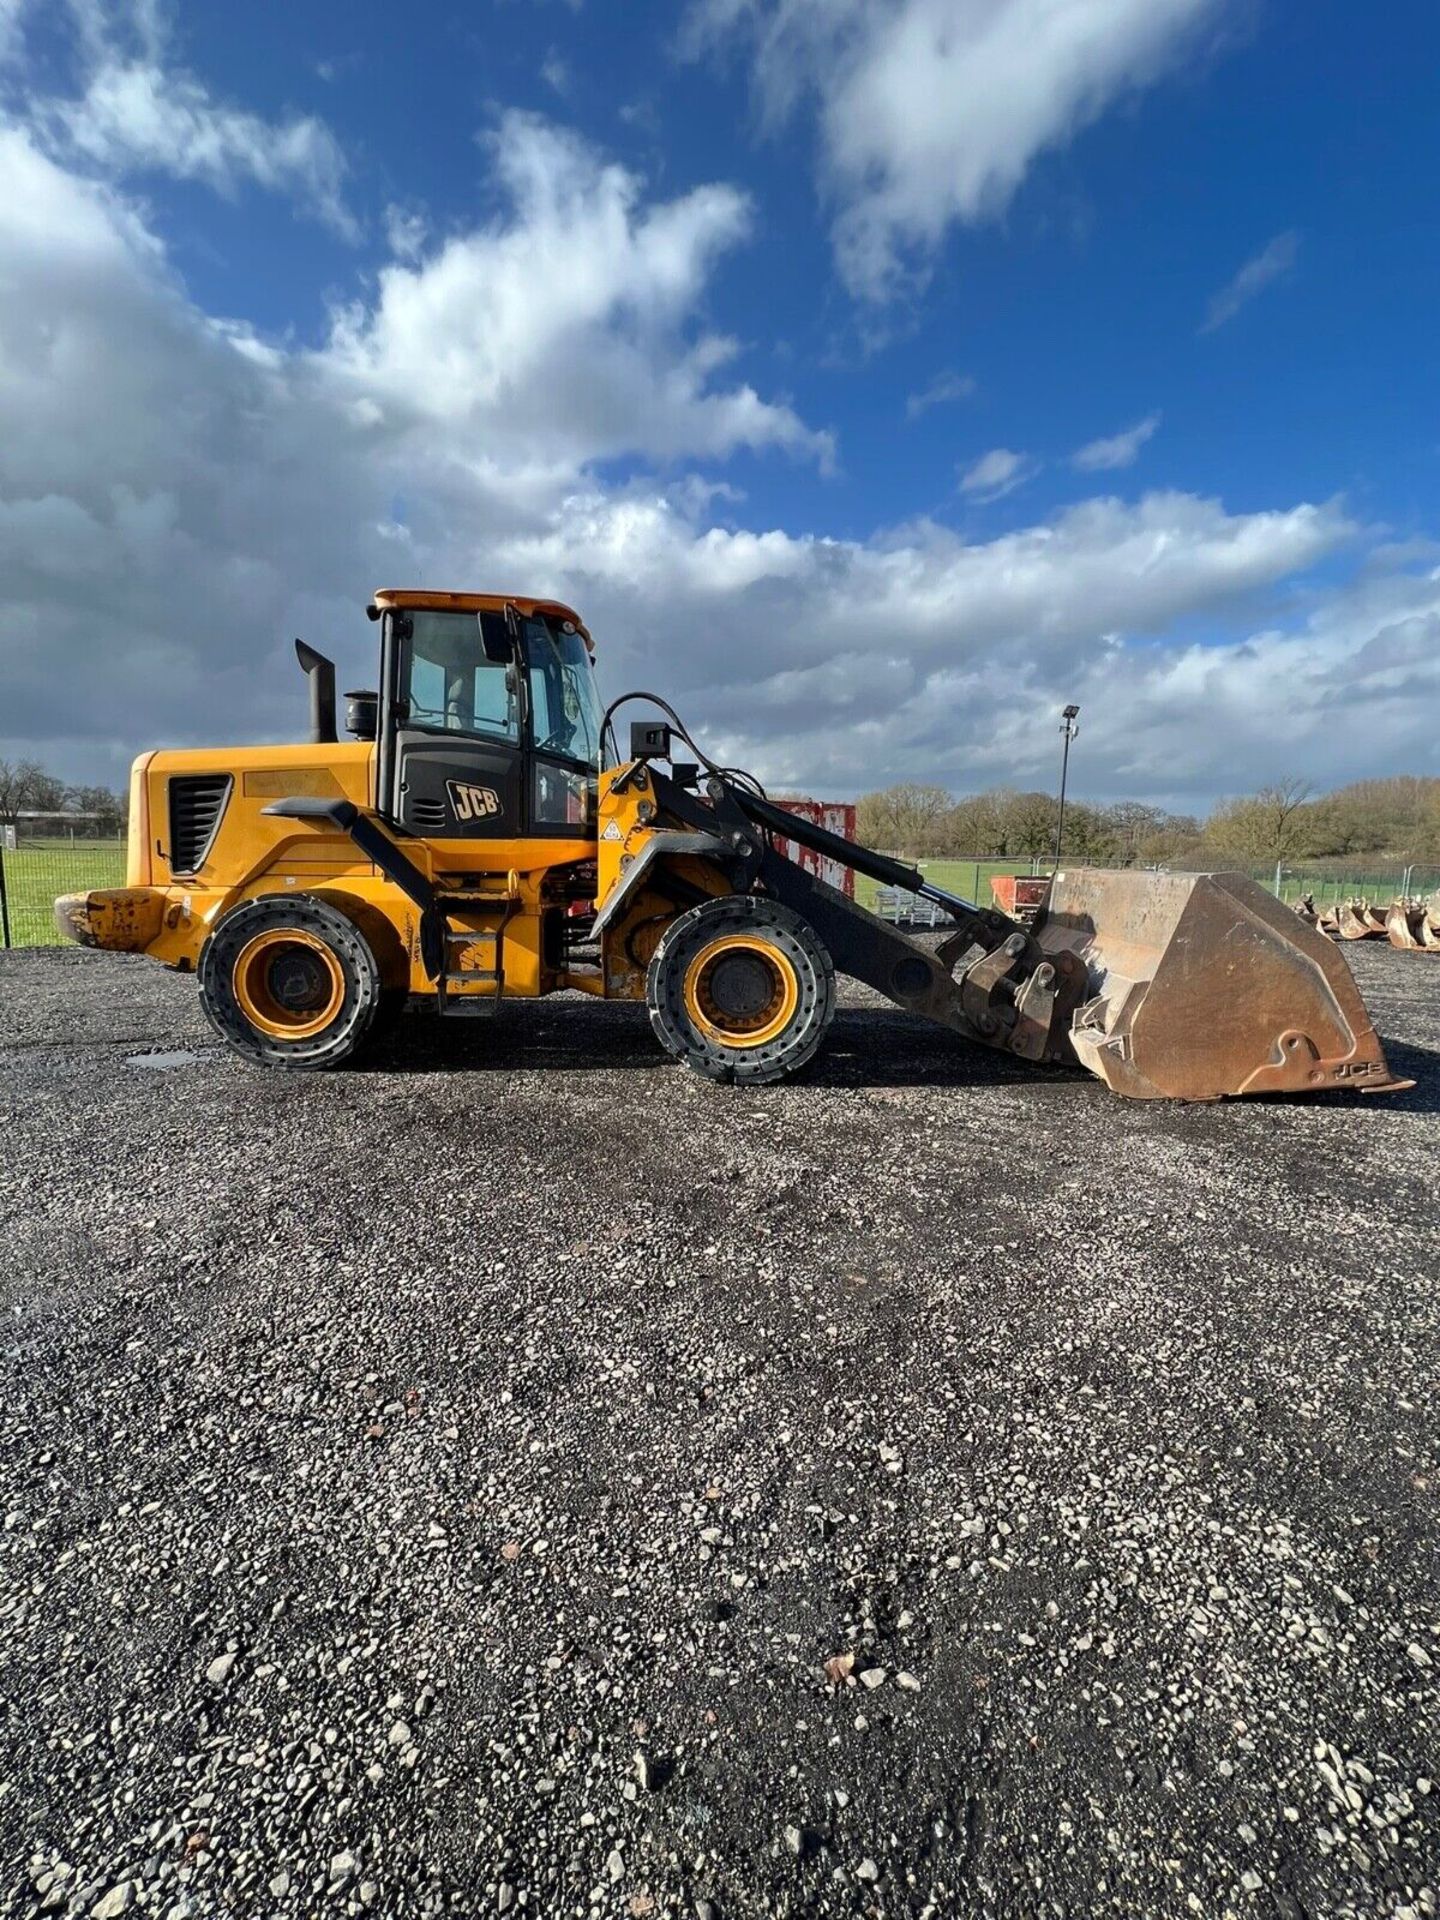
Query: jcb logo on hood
[{"left": 446, "top": 780, "right": 502, "bottom": 822}]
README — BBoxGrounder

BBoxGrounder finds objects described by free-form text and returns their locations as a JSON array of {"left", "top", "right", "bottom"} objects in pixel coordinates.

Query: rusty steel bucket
[
  {"left": 1031, "top": 869, "right": 1411, "bottom": 1101},
  {"left": 1333, "top": 899, "right": 1386, "bottom": 940},
  {"left": 1381, "top": 895, "right": 1440, "bottom": 952},
  {"left": 1386, "top": 900, "right": 1426, "bottom": 950}
]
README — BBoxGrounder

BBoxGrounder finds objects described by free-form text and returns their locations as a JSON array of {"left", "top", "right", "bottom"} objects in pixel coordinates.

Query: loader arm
[
  {"left": 617, "top": 757, "right": 1410, "bottom": 1101},
  {"left": 641, "top": 767, "right": 1090, "bottom": 1070}
]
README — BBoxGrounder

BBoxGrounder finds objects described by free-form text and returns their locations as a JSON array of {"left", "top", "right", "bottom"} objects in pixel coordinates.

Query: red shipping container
[
  {"left": 771, "top": 799, "right": 857, "bottom": 899},
  {"left": 990, "top": 874, "right": 1050, "bottom": 924}
]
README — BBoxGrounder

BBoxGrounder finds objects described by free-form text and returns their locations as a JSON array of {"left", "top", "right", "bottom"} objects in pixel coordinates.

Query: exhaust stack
[{"left": 294, "top": 639, "right": 337, "bottom": 745}]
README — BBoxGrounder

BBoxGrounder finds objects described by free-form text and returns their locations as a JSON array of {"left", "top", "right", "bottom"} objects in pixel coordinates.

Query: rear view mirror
[{"left": 476, "top": 605, "right": 519, "bottom": 664}]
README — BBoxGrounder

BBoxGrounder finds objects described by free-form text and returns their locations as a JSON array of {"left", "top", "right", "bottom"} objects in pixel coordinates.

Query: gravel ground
[{"left": 1, "top": 943, "right": 1437, "bottom": 1920}]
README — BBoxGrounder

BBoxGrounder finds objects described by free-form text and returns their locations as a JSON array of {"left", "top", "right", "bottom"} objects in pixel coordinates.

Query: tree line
[
  {"left": 0, "top": 759, "right": 126, "bottom": 833},
  {"left": 856, "top": 775, "right": 1440, "bottom": 867},
  {"left": 5, "top": 750, "right": 1438, "bottom": 867}
]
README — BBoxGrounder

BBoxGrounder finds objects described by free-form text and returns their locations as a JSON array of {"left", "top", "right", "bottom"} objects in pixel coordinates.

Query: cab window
[{"left": 405, "top": 612, "right": 518, "bottom": 742}]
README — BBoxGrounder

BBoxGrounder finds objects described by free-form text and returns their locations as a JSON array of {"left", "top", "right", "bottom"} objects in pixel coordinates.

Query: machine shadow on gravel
[
  {"left": 357, "top": 1000, "right": 1440, "bottom": 1107},
  {"left": 357, "top": 1002, "right": 1095, "bottom": 1090}
]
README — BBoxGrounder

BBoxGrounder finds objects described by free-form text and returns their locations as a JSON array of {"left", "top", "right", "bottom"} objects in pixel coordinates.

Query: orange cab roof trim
[{"left": 371, "top": 589, "right": 592, "bottom": 648}]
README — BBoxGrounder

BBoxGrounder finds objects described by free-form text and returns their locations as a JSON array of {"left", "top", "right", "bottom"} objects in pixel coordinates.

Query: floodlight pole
[{"left": 1052, "top": 704, "right": 1080, "bottom": 869}]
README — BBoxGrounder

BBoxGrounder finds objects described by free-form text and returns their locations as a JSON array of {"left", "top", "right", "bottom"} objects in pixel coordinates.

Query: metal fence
[
  {"left": 866, "top": 854, "right": 1440, "bottom": 929},
  {"left": 1192, "top": 860, "right": 1440, "bottom": 909},
  {"left": 874, "top": 888, "right": 953, "bottom": 928},
  {"left": 0, "top": 835, "right": 125, "bottom": 948}
]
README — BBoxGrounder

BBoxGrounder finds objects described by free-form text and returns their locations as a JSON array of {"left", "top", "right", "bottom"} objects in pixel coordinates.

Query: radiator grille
[
  {"left": 168, "top": 774, "right": 232, "bottom": 874},
  {"left": 410, "top": 797, "right": 447, "bottom": 830}
]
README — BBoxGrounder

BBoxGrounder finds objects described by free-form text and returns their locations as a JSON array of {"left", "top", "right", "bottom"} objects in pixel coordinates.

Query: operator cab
[{"left": 363, "top": 591, "right": 601, "bottom": 840}]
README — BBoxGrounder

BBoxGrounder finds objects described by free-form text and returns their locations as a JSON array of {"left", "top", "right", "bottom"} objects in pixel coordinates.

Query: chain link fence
[{"left": 0, "top": 833, "right": 125, "bottom": 948}]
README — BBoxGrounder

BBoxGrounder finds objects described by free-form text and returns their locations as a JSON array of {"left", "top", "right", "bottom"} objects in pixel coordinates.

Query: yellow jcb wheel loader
[{"left": 55, "top": 589, "right": 1410, "bottom": 1101}]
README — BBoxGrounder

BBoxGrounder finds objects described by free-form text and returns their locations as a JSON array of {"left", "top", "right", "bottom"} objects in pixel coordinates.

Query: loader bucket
[{"left": 1032, "top": 869, "right": 1410, "bottom": 1100}]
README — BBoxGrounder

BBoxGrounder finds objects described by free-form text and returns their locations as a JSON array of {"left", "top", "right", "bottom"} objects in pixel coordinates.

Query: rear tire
[
  {"left": 199, "top": 895, "right": 383, "bottom": 1070},
  {"left": 646, "top": 894, "right": 835, "bottom": 1085}
]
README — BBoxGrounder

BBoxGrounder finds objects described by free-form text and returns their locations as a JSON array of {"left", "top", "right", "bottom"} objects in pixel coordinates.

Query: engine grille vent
[
  {"left": 168, "top": 774, "right": 232, "bottom": 874},
  {"left": 410, "top": 797, "right": 447, "bottom": 830}
]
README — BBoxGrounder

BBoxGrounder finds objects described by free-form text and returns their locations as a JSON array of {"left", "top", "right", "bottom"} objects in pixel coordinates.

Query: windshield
[{"left": 527, "top": 617, "right": 600, "bottom": 767}]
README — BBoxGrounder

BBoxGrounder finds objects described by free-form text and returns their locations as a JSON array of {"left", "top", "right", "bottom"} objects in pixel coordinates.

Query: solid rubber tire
[
  {"left": 645, "top": 894, "right": 835, "bottom": 1086},
  {"left": 198, "top": 894, "right": 383, "bottom": 1070}
]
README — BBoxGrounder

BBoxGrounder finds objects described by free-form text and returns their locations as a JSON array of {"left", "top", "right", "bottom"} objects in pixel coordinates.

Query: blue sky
[{"left": 1, "top": 0, "right": 1437, "bottom": 807}]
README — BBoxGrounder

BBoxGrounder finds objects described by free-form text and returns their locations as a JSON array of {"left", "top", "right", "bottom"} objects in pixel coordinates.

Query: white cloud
[
  {"left": 0, "top": 107, "right": 1432, "bottom": 813},
  {"left": 540, "top": 50, "right": 571, "bottom": 96},
  {"left": 1201, "top": 230, "right": 1299, "bottom": 333},
  {"left": 958, "top": 446, "right": 1036, "bottom": 501},
  {"left": 15, "top": 0, "right": 356, "bottom": 234},
  {"left": 50, "top": 61, "right": 356, "bottom": 235},
  {"left": 1071, "top": 412, "right": 1160, "bottom": 471},
  {"left": 383, "top": 204, "right": 428, "bottom": 261},
  {"left": 493, "top": 485, "right": 1391, "bottom": 802},
  {"left": 1083, "top": 564, "right": 1440, "bottom": 799},
  {"left": 618, "top": 96, "right": 662, "bottom": 136},
  {"left": 685, "top": 0, "right": 1222, "bottom": 298},
  {"left": 0, "top": 115, "right": 828, "bottom": 780},
  {"left": 319, "top": 113, "right": 831, "bottom": 479},
  {"left": 905, "top": 368, "right": 975, "bottom": 420}
]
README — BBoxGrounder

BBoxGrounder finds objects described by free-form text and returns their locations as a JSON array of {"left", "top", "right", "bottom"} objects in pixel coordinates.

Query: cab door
[{"left": 380, "top": 608, "right": 526, "bottom": 839}]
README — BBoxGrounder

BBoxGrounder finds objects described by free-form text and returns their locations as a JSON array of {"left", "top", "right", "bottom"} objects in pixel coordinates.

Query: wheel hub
[
  {"left": 268, "top": 947, "right": 332, "bottom": 1012},
  {"left": 232, "top": 929, "right": 346, "bottom": 1040},
  {"left": 682, "top": 933, "right": 800, "bottom": 1047},
  {"left": 706, "top": 951, "right": 778, "bottom": 1020}
]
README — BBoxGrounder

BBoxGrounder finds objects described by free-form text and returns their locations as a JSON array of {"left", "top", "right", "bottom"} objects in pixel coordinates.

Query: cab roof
[{"left": 370, "top": 588, "right": 592, "bottom": 649}]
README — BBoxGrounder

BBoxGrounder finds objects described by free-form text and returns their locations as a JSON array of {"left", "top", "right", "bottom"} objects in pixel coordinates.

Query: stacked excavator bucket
[
  {"left": 1384, "top": 893, "right": 1440, "bottom": 951},
  {"left": 1299, "top": 889, "right": 1440, "bottom": 951},
  {"left": 1333, "top": 900, "right": 1390, "bottom": 940},
  {"left": 1030, "top": 869, "right": 1408, "bottom": 1099}
]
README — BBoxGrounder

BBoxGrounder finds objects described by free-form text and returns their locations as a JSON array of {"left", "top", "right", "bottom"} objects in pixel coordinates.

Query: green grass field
[
  {"left": 853, "top": 858, "right": 1043, "bottom": 914},
  {"left": 3, "top": 838, "right": 1431, "bottom": 949},
  {"left": 2, "top": 841, "right": 125, "bottom": 946}
]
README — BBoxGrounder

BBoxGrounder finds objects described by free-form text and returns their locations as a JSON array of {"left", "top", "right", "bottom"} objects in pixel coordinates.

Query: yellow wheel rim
[
  {"left": 682, "top": 934, "right": 800, "bottom": 1049},
  {"left": 232, "top": 928, "right": 345, "bottom": 1040}
]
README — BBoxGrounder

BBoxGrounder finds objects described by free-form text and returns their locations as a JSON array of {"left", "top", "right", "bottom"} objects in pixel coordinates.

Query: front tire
[
  {"left": 646, "top": 894, "right": 835, "bottom": 1085},
  {"left": 199, "top": 895, "right": 383, "bottom": 1070}
]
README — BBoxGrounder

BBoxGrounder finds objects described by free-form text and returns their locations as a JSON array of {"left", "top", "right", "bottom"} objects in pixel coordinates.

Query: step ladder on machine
[{"left": 435, "top": 889, "right": 519, "bottom": 1017}]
